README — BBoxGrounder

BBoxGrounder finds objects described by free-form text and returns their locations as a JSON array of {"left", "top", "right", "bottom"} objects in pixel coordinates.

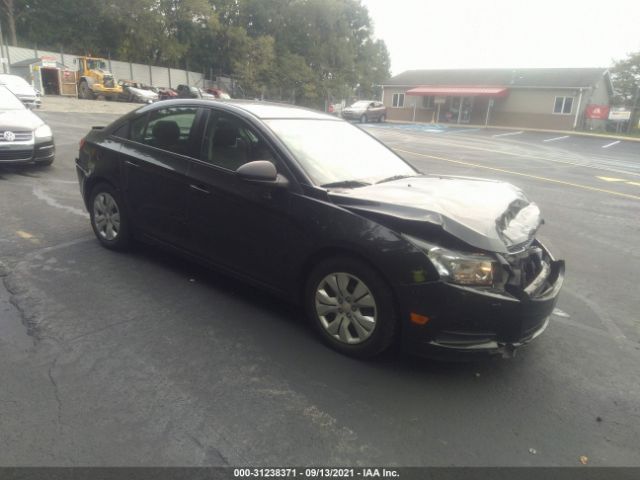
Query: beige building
[{"left": 381, "top": 68, "right": 613, "bottom": 130}]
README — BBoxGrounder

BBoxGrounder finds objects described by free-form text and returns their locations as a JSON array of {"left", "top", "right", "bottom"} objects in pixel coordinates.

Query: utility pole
[{"left": 0, "top": 18, "right": 6, "bottom": 74}]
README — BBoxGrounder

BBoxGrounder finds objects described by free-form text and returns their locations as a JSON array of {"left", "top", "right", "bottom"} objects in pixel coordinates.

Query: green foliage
[
  {"left": 611, "top": 51, "right": 640, "bottom": 106},
  {"left": 6, "top": 0, "right": 390, "bottom": 105}
]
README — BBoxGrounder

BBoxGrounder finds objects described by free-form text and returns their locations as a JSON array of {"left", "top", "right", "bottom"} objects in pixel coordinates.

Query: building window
[
  {"left": 553, "top": 96, "right": 574, "bottom": 114},
  {"left": 392, "top": 93, "right": 405, "bottom": 108},
  {"left": 422, "top": 96, "right": 434, "bottom": 109}
]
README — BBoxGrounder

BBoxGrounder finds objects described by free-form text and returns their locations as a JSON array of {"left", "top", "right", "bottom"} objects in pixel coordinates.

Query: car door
[
  {"left": 368, "top": 102, "right": 382, "bottom": 120},
  {"left": 186, "top": 109, "right": 296, "bottom": 288},
  {"left": 119, "top": 105, "right": 204, "bottom": 249}
]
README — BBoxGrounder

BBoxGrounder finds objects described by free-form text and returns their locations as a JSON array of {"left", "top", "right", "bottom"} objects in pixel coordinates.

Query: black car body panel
[{"left": 76, "top": 99, "right": 564, "bottom": 359}]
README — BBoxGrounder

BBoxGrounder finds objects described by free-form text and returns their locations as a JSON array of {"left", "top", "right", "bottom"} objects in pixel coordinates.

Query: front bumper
[
  {"left": 0, "top": 140, "right": 55, "bottom": 165},
  {"left": 91, "top": 85, "right": 123, "bottom": 97},
  {"left": 340, "top": 110, "right": 365, "bottom": 120},
  {"left": 398, "top": 255, "right": 565, "bottom": 359}
]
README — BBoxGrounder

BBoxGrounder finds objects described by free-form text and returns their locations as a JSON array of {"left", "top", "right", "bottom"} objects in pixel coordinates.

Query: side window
[
  {"left": 201, "top": 112, "right": 274, "bottom": 171},
  {"left": 131, "top": 107, "right": 199, "bottom": 155},
  {"left": 130, "top": 114, "right": 148, "bottom": 142},
  {"left": 112, "top": 122, "right": 129, "bottom": 139}
]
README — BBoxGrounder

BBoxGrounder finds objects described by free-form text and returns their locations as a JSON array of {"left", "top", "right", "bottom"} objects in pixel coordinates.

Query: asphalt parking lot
[{"left": 1, "top": 108, "right": 639, "bottom": 467}]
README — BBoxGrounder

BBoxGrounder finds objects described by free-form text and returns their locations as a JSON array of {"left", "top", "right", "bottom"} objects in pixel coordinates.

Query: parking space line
[
  {"left": 627, "top": 181, "right": 640, "bottom": 187},
  {"left": 492, "top": 131, "right": 523, "bottom": 138},
  {"left": 379, "top": 131, "right": 640, "bottom": 178},
  {"left": 543, "top": 135, "right": 570, "bottom": 143},
  {"left": 394, "top": 148, "right": 640, "bottom": 201},
  {"left": 596, "top": 176, "right": 625, "bottom": 182},
  {"left": 602, "top": 140, "right": 621, "bottom": 149},
  {"left": 16, "top": 230, "right": 34, "bottom": 239}
]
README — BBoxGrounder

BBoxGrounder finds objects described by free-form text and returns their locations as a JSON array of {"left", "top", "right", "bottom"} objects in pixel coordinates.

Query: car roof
[{"left": 138, "top": 99, "right": 336, "bottom": 121}]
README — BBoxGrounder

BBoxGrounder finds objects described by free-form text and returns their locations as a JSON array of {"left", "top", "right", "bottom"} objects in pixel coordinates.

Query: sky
[{"left": 361, "top": 0, "right": 640, "bottom": 75}]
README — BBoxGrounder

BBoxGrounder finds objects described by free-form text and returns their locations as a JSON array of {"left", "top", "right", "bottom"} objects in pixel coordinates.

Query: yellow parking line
[
  {"left": 395, "top": 148, "right": 640, "bottom": 201},
  {"left": 16, "top": 230, "right": 34, "bottom": 239},
  {"left": 626, "top": 181, "right": 640, "bottom": 187},
  {"left": 596, "top": 176, "right": 625, "bottom": 182}
]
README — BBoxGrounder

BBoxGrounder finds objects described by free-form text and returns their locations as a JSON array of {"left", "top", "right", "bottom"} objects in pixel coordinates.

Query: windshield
[
  {"left": 0, "top": 86, "right": 26, "bottom": 110},
  {"left": 265, "top": 119, "right": 417, "bottom": 186},
  {"left": 87, "top": 59, "right": 107, "bottom": 70},
  {"left": 350, "top": 101, "right": 371, "bottom": 108}
]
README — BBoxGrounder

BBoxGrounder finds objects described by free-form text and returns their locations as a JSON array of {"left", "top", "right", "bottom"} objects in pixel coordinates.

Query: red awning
[{"left": 406, "top": 86, "right": 509, "bottom": 97}]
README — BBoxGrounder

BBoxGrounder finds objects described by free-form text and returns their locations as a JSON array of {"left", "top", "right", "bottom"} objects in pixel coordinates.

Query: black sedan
[{"left": 75, "top": 100, "right": 564, "bottom": 359}]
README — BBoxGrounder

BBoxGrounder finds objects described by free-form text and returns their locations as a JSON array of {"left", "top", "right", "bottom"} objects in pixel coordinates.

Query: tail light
[{"left": 79, "top": 137, "right": 86, "bottom": 150}]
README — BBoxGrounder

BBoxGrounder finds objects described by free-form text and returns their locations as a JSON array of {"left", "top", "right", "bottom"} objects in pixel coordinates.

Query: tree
[
  {"left": 7, "top": 0, "right": 391, "bottom": 105},
  {"left": 0, "top": 0, "right": 18, "bottom": 45},
  {"left": 611, "top": 51, "right": 640, "bottom": 132},
  {"left": 611, "top": 51, "right": 640, "bottom": 106}
]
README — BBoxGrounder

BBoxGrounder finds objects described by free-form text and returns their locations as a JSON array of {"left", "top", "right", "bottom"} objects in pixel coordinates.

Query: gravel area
[{"left": 39, "top": 95, "right": 142, "bottom": 115}]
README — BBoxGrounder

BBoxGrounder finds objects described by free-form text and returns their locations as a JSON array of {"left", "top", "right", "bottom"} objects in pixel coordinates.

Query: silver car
[
  {"left": 0, "top": 86, "right": 55, "bottom": 166},
  {"left": 0, "top": 74, "right": 41, "bottom": 109},
  {"left": 341, "top": 100, "right": 387, "bottom": 123}
]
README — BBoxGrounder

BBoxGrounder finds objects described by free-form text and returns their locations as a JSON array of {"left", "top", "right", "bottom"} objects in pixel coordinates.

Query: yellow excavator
[{"left": 75, "top": 56, "right": 122, "bottom": 100}]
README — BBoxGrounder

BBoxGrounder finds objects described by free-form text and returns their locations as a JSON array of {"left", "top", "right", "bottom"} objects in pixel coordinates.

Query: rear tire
[
  {"left": 89, "top": 182, "right": 131, "bottom": 250},
  {"left": 305, "top": 256, "right": 398, "bottom": 358},
  {"left": 379, "top": 114, "right": 386, "bottom": 123}
]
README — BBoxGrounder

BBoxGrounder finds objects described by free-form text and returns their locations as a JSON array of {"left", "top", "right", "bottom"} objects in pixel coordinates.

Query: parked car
[
  {"left": 0, "top": 86, "right": 54, "bottom": 166},
  {"left": 76, "top": 100, "right": 564, "bottom": 360},
  {"left": 117, "top": 80, "right": 158, "bottom": 104},
  {"left": 341, "top": 100, "right": 386, "bottom": 123},
  {"left": 204, "top": 87, "right": 231, "bottom": 99},
  {"left": 175, "top": 84, "right": 215, "bottom": 100},
  {"left": 157, "top": 87, "right": 178, "bottom": 101},
  {"left": 0, "top": 74, "right": 41, "bottom": 109}
]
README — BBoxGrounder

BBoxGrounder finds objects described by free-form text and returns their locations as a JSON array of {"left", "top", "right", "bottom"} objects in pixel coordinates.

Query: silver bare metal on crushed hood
[{"left": 329, "top": 175, "right": 543, "bottom": 253}]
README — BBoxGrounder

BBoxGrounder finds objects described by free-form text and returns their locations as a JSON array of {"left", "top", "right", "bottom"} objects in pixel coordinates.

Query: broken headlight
[{"left": 404, "top": 235, "right": 501, "bottom": 287}]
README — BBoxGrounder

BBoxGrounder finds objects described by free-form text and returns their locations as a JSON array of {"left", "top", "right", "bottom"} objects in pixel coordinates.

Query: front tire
[
  {"left": 89, "top": 183, "right": 130, "bottom": 250},
  {"left": 305, "top": 256, "right": 398, "bottom": 358},
  {"left": 78, "top": 80, "right": 92, "bottom": 100},
  {"left": 360, "top": 114, "right": 368, "bottom": 124}
]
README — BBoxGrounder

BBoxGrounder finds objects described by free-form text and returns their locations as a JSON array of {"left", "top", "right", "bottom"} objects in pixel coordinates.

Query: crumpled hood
[
  {"left": 329, "top": 175, "right": 543, "bottom": 253},
  {"left": 0, "top": 109, "right": 43, "bottom": 130}
]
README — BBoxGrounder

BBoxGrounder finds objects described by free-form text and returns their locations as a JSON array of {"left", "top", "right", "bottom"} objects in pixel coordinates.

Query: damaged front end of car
[{"left": 331, "top": 175, "right": 565, "bottom": 358}]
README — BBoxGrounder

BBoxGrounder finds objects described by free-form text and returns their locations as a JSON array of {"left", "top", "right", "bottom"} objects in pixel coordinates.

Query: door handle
[
  {"left": 189, "top": 184, "right": 211, "bottom": 194},
  {"left": 125, "top": 160, "right": 141, "bottom": 168}
]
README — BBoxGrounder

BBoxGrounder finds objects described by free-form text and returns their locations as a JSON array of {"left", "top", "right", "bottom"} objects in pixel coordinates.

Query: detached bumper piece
[{"left": 400, "top": 242, "right": 565, "bottom": 359}]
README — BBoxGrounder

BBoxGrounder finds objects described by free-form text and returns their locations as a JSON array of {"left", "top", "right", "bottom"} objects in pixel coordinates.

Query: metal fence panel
[
  {"left": 188, "top": 71, "right": 204, "bottom": 87},
  {"left": 7, "top": 45, "right": 34, "bottom": 64},
  {"left": 169, "top": 68, "right": 188, "bottom": 87},
  {"left": 150, "top": 66, "right": 169, "bottom": 87},
  {"left": 131, "top": 63, "right": 151, "bottom": 84},
  {"left": 109, "top": 60, "right": 132, "bottom": 81}
]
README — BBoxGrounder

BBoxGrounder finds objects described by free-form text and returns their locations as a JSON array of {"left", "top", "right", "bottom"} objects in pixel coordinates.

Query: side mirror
[{"left": 237, "top": 160, "right": 289, "bottom": 188}]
